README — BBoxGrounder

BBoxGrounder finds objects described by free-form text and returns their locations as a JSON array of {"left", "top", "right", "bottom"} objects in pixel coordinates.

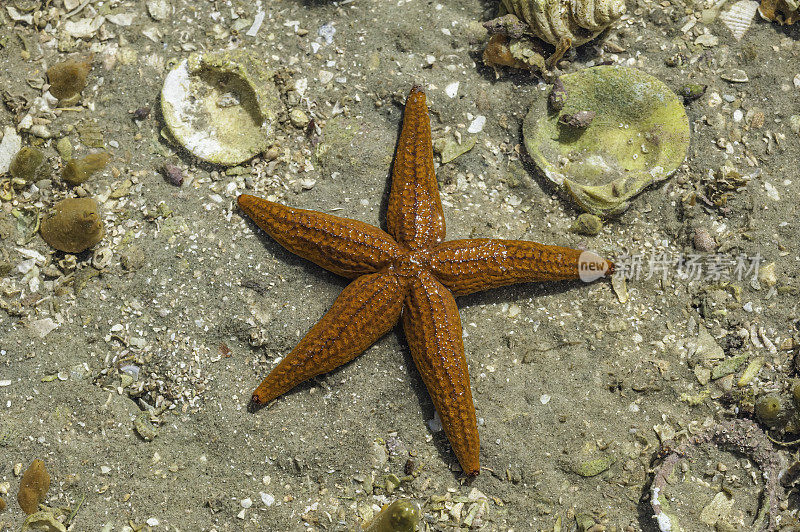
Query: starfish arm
[
  {"left": 403, "top": 271, "right": 479, "bottom": 476},
  {"left": 252, "top": 272, "right": 408, "bottom": 404},
  {"left": 238, "top": 194, "right": 402, "bottom": 278},
  {"left": 430, "top": 239, "right": 614, "bottom": 296},
  {"left": 387, "top": 86, "right": 446, "bottom": 250}
]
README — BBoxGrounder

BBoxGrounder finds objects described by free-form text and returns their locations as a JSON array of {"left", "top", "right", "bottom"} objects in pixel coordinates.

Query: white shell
[
  {"left": 720, "top": 0, "right": 759, "bottom": 40},
  {"left": 500, "top": 0, "right": 626, "bottom": 47}
]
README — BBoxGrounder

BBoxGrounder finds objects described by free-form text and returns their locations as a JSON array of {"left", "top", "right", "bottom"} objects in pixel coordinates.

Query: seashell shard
[
  {"left": 720, "top": 0, "right": 759, "bottom": 40},
  {"left": 523, "top": 66, "right": 690, "bottom": 216},
  {"left": 161, "top": 50, "right": 281, "bottom": 166},
  {"left": 499, "top": 0, "right": 626, "bottom": 47}
]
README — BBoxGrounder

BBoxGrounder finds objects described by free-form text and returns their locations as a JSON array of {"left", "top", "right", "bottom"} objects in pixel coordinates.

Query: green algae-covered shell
[
  {"left": 523, "top": 66, "right": 690, "bottom": 216},
  {"left": 160, "top": 50, "right": 281, "bottom": 166}
]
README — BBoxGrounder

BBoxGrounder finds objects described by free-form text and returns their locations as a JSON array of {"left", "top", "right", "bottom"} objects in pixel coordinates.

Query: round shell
[
  {"left": 161, "top": 50, "right": 281, "bottom": 166},
  {"left": 500, "top": 0, "right": 626, "bottom": 47},
  {"left": 523, "top": 66, "right": 690, "bottom": 216}
]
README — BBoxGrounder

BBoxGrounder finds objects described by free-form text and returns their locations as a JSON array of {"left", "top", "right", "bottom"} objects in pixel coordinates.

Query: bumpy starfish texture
[{"left": 238, "top": 85, "right": 613, "bottom": 476}]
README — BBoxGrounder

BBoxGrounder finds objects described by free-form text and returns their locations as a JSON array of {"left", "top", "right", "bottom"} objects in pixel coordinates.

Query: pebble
[
  {"left": 758, "top": 262, "right": 777, "bottom": 288},
  {"left": 570, "top": 213, "right": 603, "bottom": 236},
  {"left": 445, "top": 81, "right": 460, "bottom": 98},
  {"left": 289, "top": 108, "right": 310, "bottom": 128}
]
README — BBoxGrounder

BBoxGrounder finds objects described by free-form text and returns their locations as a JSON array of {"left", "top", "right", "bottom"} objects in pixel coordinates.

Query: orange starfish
[{"left": 238, "top": 85, "right": 613, "bottom": 476}]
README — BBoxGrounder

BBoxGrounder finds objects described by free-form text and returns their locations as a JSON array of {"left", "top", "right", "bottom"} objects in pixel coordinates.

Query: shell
[
  {"left": 500, "top": 0, "right": 626, "bottom": 47},
  {"left": 759, "top": 0, "right": 800, "bottom": 24},
  {"left": 161, "top": 50, "right": 281, "bottom": 166},
  {"left": 523, "top": 66, "right": 690, "bottom": 216},
  {"left": 720, "top": 0, "right": 759, "bottom": 40}
]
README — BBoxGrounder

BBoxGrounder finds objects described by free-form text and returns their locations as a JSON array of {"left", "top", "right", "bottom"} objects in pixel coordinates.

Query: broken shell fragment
[
  {"left": 160, "top": 50, "right": 281, "bottom": 166},
  {"left": 720, "top": 0, "right": 759, "bottom": 40},
  {"left": 523, "top": 66, "right": 690, "bottom": 216},
  {"left": 40, "top": 198, "right": 104, "bottom": 253}
]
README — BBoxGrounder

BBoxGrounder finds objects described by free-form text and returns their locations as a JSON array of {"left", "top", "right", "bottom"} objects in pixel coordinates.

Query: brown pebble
[
  {"left": 0, "top": 495, "right": 5, "bottom": 512},
  {"left": 132, "top": 106, "right": 151, "bottom": 120},
  {"left": 47, "top": 58, "right": 92, "bottom": 100},
  {"left": 17, "top": 459, "right": 50, "bottom": 514},
  {"left": 693, "top": 227, "right": 716, "bottom": 252},
  {"left": 40, "top": 197, "right": 104, "bottom": 253},
  {"left": 570, "top": 213, "right": 603, "bottom": 236},
  {"left": 62, "top": 152, "right": 110, "bottom": 186}
]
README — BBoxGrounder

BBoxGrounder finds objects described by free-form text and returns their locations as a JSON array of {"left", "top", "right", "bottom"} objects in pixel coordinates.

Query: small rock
[
  {"left": 570, "top": 213, "right": 603, "bottom": 236},
  {"left": 758, "top": 262, "right": 777, "bottom": 288},
  {"left": 120, "top": 245, "right": 146, "bottom": 271},
  {"left": 289, "top": 109, "right": 310, "bottom": 129}
]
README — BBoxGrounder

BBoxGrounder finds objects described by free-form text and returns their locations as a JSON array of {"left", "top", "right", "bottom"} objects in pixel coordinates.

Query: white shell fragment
[
  {"left": 500, "top": 0, "right": 626, "bottom": 47},
  {"left": 720, "top": 0, "right": 759, "bottom": 40},
  {"left": 161, "top": 50, "right": 281, "bottom": 166}
]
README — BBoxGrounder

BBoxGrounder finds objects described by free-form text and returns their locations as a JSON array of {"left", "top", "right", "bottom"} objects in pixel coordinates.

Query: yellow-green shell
[
  {"left": 523, "top": 66, "right": 690, "bottom": 216},
  {"left": 160, "top": 50, "right": 281, "bottom": 166}
]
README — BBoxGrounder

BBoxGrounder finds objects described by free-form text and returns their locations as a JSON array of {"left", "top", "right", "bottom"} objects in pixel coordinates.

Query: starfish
[{"left": 238, "top": 85, "right": 613, "bottom": 476}]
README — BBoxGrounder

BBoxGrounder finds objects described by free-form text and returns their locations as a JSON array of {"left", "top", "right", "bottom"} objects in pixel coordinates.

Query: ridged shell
[
  {"left": 500, "top": 0, "right": 626, "bottom": 47},
  {"left": 720, "top": 0, "right": 758, "bottom": 40}
]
